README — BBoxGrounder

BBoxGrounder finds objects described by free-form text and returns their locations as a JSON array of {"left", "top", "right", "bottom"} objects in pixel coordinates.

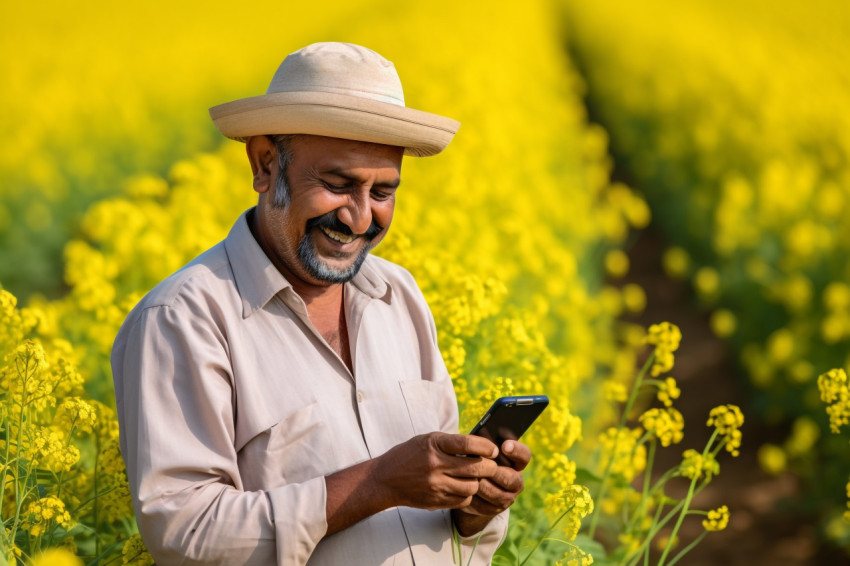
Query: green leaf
[{"left": 574, "top": 467, "right": 602, "bottom": 485}]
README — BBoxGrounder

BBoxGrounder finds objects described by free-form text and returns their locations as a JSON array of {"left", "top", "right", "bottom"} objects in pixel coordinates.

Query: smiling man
[{"left": 112, "top": 43, "right": 531, "bottom": 566}]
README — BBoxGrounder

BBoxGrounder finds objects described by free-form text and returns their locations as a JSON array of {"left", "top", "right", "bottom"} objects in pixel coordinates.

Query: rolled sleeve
[{"left": 113, "top": 300, "right": 327, "bottom": 565}]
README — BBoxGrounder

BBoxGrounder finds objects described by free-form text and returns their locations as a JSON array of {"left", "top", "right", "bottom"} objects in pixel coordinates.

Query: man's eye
[
  {"left": 371, "top": 190, "right": 391, "bottom": 201},
  {"left": 322, "top": 181, "right": 348, "bottom": 191}
]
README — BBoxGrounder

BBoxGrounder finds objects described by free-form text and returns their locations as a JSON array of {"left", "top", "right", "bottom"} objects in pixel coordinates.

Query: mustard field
[{"left": 1, "top": 0, "right": 848, "bottom": 564}]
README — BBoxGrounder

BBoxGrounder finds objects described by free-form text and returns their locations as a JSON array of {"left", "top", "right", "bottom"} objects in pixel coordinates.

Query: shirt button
[{"left": 356, "top": 391, "right": 364, "bottom": 403}]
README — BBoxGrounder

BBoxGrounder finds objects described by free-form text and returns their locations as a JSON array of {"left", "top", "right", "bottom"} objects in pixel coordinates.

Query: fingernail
[
  {"left": 504, "top": 441, "right": 515, "bottom": 453},
  {"left": 492, "top": 446, "right": 499, "bottom": 458}
]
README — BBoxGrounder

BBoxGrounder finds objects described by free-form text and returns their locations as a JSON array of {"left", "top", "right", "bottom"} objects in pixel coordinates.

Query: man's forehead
[
  {"left": 290, "top": 134, "right": 404, "bottom": 156},
  {"left": 289, "top": 134, "right": 404, "bottom": 174}
]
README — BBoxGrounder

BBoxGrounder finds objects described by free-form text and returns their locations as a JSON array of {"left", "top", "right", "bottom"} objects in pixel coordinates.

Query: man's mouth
[{"left": 320, "top": 225, "right": 357, "bottom": 244}]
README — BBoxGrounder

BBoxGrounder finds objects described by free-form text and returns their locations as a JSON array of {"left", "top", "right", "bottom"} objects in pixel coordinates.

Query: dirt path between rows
[{"left": 618, "top": 229, "right": 847, "bottom": 565}]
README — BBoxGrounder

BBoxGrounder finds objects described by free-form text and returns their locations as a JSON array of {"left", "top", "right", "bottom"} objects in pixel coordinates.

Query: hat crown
[{"left": 266, "top": 42, "right": 405, "bottom": 106}]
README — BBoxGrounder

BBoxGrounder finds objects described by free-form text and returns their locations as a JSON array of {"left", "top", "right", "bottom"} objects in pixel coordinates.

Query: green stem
[
  {"left": 625, "top": 481, "right": 709, "bottom": 566},
  {"left": 667, "top": 530, "right": 708, "bottom": 566},
  {"left": 11, "top": 361, "right": 31, "bottom": 553},
  {"left": 658, "top": 429, "right": 719, "bottom": 566},
  {"left": 94, "top": 429, "right": 102, "bottom": 557},
  {"left": 588, "top": 351, "right": 655, "bottom": 538},
  {"left": 519, "top": 504, "right": 573, "bottom": 566}
]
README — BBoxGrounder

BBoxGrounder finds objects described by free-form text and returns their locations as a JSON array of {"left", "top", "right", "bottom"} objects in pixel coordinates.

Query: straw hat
[{"left": 209, "top": 42, "right": 460, "bottom": 157}]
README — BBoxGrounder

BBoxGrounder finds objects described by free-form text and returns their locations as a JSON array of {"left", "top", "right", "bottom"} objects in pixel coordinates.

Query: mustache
[{"left": 306, "top": 211, "right": 384, "bottom": 241}]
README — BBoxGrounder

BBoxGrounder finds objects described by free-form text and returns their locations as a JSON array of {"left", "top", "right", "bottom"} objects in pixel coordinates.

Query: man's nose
[{"left": 336, "top": 190, "right": 373, "bottom": 236}]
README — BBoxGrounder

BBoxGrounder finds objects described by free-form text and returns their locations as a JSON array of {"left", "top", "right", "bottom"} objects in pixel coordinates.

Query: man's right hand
[
  {"left": 324, "top": 432, "right": 499, "bottom": 536},
  {"left": 374, "top": 432, "right": 500, "bottom": 510}
]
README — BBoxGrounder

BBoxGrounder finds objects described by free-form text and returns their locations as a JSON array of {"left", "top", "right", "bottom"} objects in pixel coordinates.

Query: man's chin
[{"left": 298, "top": 237, "right": 372, "bottom": 284}]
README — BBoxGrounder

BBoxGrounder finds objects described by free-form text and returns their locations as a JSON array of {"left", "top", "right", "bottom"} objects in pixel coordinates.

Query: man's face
[{"left": 254, "top": 134, "right": 403, "bottom": 288}]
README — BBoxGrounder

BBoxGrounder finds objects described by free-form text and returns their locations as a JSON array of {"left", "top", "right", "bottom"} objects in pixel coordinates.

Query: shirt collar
[{"left": 224, "top": 208, "right": 392, "bottom": 318}]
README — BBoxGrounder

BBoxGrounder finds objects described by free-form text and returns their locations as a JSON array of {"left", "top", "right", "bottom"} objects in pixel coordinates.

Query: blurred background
[{"left": 2, "top": 1, "right": 849, "bottom": 564}]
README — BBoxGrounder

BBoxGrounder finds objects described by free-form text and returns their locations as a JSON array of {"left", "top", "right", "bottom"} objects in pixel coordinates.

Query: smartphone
[{"left": 469, "top": 395, "right": 549, "bottom": 466}]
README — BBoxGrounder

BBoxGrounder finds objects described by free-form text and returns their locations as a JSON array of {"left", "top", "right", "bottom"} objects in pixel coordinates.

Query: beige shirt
[{"left": 112, "top": 210, "right": 507, "bottom": 566}]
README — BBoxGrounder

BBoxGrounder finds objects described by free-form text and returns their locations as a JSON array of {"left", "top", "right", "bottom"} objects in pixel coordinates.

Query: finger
[
  {"left": 478, "top": 477, "right": 522, "bottom": 505},
  {"left": 486, "top": 466, "right": 525, "bottom": 493},
  {"left": 500, "top": 440, "right": 532, "bottom": 471},
  {"left": 437, "top": 433, "right": 498, "bottom": 459},
  {"left": 459, "top": 493, "right": 506, "bottom": 517},
  {"left": 439, "top": 475, "right": 481, "bottom": 499},
  {"left": 445, "top": 453, "right": 498, "bottom": 479}
]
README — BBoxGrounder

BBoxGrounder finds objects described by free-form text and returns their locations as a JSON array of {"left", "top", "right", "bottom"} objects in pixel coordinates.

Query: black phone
[{"left": 469, "top": 395, "right": 549, "bottom": 466}]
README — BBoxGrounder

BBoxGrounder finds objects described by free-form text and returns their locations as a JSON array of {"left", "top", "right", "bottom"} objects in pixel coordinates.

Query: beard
[{"left": 296, "top": 211, "right": 383, "bottom": 284}]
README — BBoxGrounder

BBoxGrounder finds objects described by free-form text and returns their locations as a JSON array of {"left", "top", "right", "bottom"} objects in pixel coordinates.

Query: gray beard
[{"left": 296, "top": 229, "right": 373, "bottom": 284}]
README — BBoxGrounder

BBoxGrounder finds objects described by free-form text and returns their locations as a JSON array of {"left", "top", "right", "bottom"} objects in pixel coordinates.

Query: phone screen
[{"left": 470, "top": 395, "right": 548, "bottom": 465}]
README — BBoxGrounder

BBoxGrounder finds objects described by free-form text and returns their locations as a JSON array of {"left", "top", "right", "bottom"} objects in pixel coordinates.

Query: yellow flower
[
  {"left": 621, "top": 283, "right": 646, "bottom": 313},
  {"left": 29, "top": 548, "right": 83, "bottom": 566},
  {"left": 702, "top": 505, "right": 730, "bottom": 531},
  {"left": 646, "top": 322, "right": 682, "bottom": 376},
  {"left": 544, "top": 484, "right": 594, "bottom": 540},
  {"left": 556, "top": 546, "right": 594, "bottom": 566},
  {"left": 656, "top": 376, "right": 681, "bottom": 407},
  {"left": 122, "top": 534, "right": 155, "bottom": 565},
  {"left": 707, "top": 404, "right": 744, "bottom": 457},
  {"left": 597, "top": 427, "right": 646, "bottom": 482},
  {"left": 679, "top": 448, "right": 719, "bottom": 481},
  {"left": 22, "top": 495, "right": 73, "bottom": 536},
  {"left": 602, "top": 380, "right": 628, "bottom": 402},
  {"left": 639, "top": 407, "right": 684, "bottom": 447},
  {"left": 757, "top": 443, "right": 787, "bottom": 475},
  {"left": 818, "top": 368, "right": 850, "bottom": 434},
  {"left": 56, "top": 397, "right": 98, "bottom": 435},
  {"left": 662, "top": 246, "right": 690, "bottom": 278},
  {"left": 604, "top": 249, "right": 630, "bottom": 278},
  {"left": 694, "top": 267, "right": 720, "bottom": 297},
  {"left": 709, "top": 309, "right": 737, "bottom": 338}
]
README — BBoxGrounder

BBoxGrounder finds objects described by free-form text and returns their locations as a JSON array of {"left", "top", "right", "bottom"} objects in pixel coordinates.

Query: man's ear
[{"left": 246, "top": 136, "right": 275, "bottom": 194}]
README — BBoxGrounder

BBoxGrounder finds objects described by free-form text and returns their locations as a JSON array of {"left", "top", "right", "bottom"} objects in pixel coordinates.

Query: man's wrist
[{"left": 451, "top": 508, "right": 492, "bottom": 538}]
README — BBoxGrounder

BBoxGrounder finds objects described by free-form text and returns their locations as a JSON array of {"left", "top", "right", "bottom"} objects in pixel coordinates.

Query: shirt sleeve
[{"left": 113, "top": 300, "right": 327, "bottom": 566}]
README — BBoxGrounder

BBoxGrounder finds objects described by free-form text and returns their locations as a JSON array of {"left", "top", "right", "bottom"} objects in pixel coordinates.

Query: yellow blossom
[
  {"left": 639, "top": 407, "right": 684, "bottom": 447},
  {"left": 646, "top": 322, "right": 682, "bottom": 376},
  {"left": 29, "top": 548, "right": 84, "bottom": 566},
  {"left": 679, "top": 448, "right": 720, "bottom": 481},
  {"left": 818, "top": 368, "right": 850, "bottom": 434},
  {"left": 757, "top": 443, "right": 787, "bottom": 475},
  {"left": 602, "top": 380, "right": 628, "bottom": 402},
  {"left": 598, "top": 427, "right": 646, "bottom": 482},
  {"left": 122, "top": 534, "right": 155, "bottom": 565},
  {"left": 702, "top": 505, "right": 730, "bottom": 531},
  {"left": 656, "top": 376, "right": 681, "bottom": 407},
  {"left": 707, "top": 404, "right": 744, "bottom": 457},
  {"left": 22, "top": 495, "right": 73, "bottom": 536},
  {"left": 56, "top": 397, "right": 98, "bottom": 435},
  {"left": 556, "top": 546, "right": 594, "bottom": 566},
  {"left": 544, "top": 484, "right": 594, "bottom": 539},
  {"left": 662, "top": 246, "right": 690, "bottom": 278}
]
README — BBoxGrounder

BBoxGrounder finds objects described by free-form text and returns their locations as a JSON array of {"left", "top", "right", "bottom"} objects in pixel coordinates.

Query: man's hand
[
  {"left": 451, "top": 440, "right": 531, "bottom": 537},
  {"left": 324, "top": 432, "right": 500, "bottom": 536},
  {"left": 374, "top": 432, "right": 500, "bottom": 510}
]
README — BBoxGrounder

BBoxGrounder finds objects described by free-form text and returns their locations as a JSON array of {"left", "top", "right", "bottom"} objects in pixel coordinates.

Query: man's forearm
[{"left": 324, "top": 457, "right": 393, "bottom": 536}]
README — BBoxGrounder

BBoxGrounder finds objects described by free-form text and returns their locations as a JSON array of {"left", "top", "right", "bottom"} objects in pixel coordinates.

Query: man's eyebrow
[{"left": 321, "top": 167, "right": 401, "bottom": 189}]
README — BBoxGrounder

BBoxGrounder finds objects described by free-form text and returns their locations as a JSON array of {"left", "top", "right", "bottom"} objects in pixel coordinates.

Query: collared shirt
[{"left": 112, "top": 209, "right": 507, "bottom": 566}]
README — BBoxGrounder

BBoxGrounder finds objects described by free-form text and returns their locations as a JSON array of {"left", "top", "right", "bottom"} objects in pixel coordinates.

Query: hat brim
[{"left": 209, "top": 91, "right": 460, "bottom": 157}]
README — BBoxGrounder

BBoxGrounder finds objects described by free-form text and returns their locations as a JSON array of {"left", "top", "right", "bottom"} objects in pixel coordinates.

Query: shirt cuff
[
  {"left": 267, "top": 475, "right": 328, "bottom": 565},
  {"left": 455, "top": 509, "right": 509, "bottom": 566}
]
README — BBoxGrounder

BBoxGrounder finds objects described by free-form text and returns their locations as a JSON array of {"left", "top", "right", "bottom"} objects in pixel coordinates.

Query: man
[{"left": 112, "top": 42, "right": 531, "bottom": 565}]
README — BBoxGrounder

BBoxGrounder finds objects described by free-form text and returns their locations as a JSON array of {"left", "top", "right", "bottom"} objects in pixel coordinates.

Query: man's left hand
[{"left": 451, "top": 440, "right": 531, "bottom": 537}]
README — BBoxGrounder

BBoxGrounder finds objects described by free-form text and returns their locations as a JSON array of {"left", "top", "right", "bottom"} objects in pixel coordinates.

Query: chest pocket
[
  {"left": 237, "top": 402, "right": 336, "bottom": 491},
  {"left": 399, "top": 380, "right": 450, "bottom": 436}
]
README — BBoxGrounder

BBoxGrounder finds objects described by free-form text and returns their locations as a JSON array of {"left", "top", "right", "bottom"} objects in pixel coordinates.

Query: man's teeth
[{"left": 321, "top": 226, "right": 356, "bottom": 244}]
